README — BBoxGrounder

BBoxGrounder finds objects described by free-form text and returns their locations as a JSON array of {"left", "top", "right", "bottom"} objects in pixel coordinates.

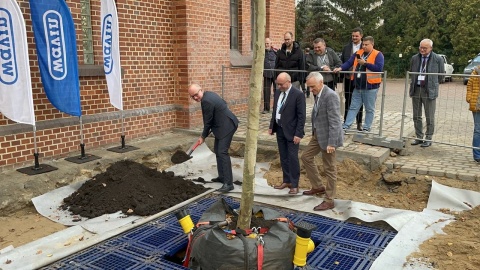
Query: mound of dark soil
[{"left": 61, "top": 160, "right": 209, "bottom": 218}]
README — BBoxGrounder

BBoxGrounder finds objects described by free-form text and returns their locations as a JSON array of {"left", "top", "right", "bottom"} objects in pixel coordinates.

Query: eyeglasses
[{"left": 190, "top": 89, "right": 202, "bottom": 99}]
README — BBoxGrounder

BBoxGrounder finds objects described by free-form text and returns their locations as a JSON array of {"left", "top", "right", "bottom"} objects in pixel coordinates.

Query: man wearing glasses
[
  {"left": 409, "top": 39, "right": 445, "bottom": 148},
  {"left": 268, "top": 72, "right": 306, "bottom": 195},
  {"left": 188, "top": 84, "right": 239, "bottom": 192}
]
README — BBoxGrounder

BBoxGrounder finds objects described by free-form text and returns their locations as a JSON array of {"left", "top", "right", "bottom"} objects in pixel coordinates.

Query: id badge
[
  {"left": 418, "top": 75, "right": 425, "bottom": 81},
  {"left": 357, "top": 73, "right": 361, "bottom": 78}
]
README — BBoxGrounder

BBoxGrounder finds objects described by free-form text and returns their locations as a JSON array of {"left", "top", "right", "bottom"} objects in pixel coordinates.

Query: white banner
[
  {"left": 101, "top": 0, "right": 123, "bottom": 110},
  {"left": 0, "top": 0, "right": 35, "bottom": 125}
]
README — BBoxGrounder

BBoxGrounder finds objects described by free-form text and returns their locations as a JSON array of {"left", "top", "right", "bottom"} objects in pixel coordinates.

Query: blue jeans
[
  {"left": 343, "top": 88, "right": 379, "bottom": 131},
  {"left": 473, "top": 111, "right": 480, "bottom": 161}
]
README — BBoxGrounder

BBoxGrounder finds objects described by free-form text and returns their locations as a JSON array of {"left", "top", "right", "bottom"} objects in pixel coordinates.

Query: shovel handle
[{"left": 186, "top": 141, "right": 201, "bottom": 156}]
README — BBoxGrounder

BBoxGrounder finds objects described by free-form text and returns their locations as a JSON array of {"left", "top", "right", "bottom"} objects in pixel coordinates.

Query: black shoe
[
  {"left": 474, "top": 159, "right": 480, "bottom": 163},
  {"left": 217, "top": 184, "right": 234, "bottom": 193},
  {"left": 411, "top": 139, "right": 424, "bottom": 145},
  {"left": 357, "top": 123, "right": 363, "bottom": 131},
  {"left": 421, "top": 141, "right": 432, "bottom": 147},
  {"left": 211, "top": 177, "right": 223, "bottom": 183}
]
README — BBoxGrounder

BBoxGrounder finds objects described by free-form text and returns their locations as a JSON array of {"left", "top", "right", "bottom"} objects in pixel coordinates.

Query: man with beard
[{"left": 275, "top": 32, "right": 306, "bottom": 95}]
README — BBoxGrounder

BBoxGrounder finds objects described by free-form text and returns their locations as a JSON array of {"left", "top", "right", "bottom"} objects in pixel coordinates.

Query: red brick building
[{"left": 0, "top": 0, "right": 295, "bottom": 171}]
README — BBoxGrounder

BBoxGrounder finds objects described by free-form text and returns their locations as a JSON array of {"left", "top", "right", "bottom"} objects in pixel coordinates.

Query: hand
[
  {"left": 358, "top": 58, "right": 366, "bottom": 65},
  {"left": 333, "top": 67, "right": 342, "bottom": 73},
  {"left": 197, "top": 137, "right": 205, "bottom": 145},
  {"left": 326, "top": 145, "right": 335, "bottom": 153},
  {"left": 268, "top": 129, "right": 273, "bottom": 135},
  {"left": 322, "top": 66, "right": 331, "bottom": 71},
  {"left": 293, "top": 136, "right": 301, "bottom": 144}
]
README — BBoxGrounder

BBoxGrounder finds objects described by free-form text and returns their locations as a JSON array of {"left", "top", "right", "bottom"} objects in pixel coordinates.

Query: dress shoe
[
  {"left": 421, "top": 141, "right": 432, "bottom": 147},
  {"left": 217, "top": 184, "right": 234, "bottom": 193},
  {"left": 211, "top": 177, "right": 223, "bottom": 183},
  {"left": 288, "top": 188, "right": 299, "bottom": 194},
  {"left": 274, "top": 183, "right": 292, "bottom": 189},
  {"left": 411, "top": 139, "right": 424, "bottom": 145},
  {"left": 302, "top": 187, "right": 326, "bottom": 196},
  {"left": 356, "top": 123, "right": 363, "bottom": 131},
  {"left": 475, "top": 159, "right": 480, "bottom": 163},
  {"left": 313, "top": 201, "right": 335, "bottom": 211}
]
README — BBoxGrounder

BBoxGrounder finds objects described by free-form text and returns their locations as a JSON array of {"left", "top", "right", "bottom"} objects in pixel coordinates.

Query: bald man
[{"left": 188, "top": 84, "right": 239, "bottom": 192}]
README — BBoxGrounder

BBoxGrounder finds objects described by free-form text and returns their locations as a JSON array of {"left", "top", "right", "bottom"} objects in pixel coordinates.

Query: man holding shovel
[{"left": 188, "top": 84, "right": 239, "bottom": 193}]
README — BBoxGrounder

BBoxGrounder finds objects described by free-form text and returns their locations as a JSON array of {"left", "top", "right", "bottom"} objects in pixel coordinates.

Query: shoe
[
  {"left": 262, "top": 110, "right": 269, "bottom": 114},
  {"left": 274, "top": 183, "right": 292, "bottom": 189},
  {"left": 313, "top": 201, "right": 335, "bottom": 211},
  {"left": 211, "top": 177, "right": 223, "bottom": 183},
  {"left": 362, "top": 128, "right": 370, "bottom": 133},
  {"left": 288, "top": 188, "right": 299, "bottom": 194},
  {"left": 356, "top": 123, "right": 363, "bottom": 131},
  {"left": 411, "top": 139, "right": 424, "bottom": 145},
  {"left": 302, "top": 187, "right": 326, "bottom": 195},
  {"left": 217, "top": 184, "right": 234, "bottom": 193},
  {"left": 475, "top": 159, "right": 480, "bottom": 163},
  {"left": 421, "top": 141, "right": 432, "bottom": 147}
]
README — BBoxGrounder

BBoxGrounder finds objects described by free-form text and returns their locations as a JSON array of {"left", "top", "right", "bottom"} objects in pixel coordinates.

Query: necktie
[
  {"left": 420, "top": 57, "right": 427, "bottom": 86},
  {"left": 278, "top": 92, "right": 286, "bottom": 112}
]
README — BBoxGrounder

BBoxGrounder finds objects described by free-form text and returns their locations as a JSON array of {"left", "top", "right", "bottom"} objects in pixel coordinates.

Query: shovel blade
[{"left": 171, "top": 150, "right": 192, "bottom": 164}]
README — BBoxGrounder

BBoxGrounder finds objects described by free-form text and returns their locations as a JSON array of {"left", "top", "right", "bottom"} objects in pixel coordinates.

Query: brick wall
[{"left": 0, "top": 0, "right": 294, "bottom": 171}]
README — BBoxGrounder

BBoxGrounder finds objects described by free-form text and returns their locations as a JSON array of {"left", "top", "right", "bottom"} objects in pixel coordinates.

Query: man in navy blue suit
[
  {"left": 268, "top": 72, "right": 306, "bottom": 194},
  {"left": 188, "top": 84, "right": 239, "bottom": 193}
]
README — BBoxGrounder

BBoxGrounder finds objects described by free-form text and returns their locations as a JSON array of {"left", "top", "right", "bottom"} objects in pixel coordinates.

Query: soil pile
[{"left": 61, "top": 160, "right": 208, "bottom": 217}]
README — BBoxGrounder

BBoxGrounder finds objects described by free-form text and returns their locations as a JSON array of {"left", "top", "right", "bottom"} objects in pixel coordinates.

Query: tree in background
[
  {"left": 296, "top": 0, "right": 480, "bottom": 75},
  {"left": 446, "top": 0, "right": 480, "bottom": 67}
]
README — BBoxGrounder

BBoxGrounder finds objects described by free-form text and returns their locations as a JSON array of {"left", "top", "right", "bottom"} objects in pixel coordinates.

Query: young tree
[{"left": 237, "top": 0, "right": 265, "bottom": 229}]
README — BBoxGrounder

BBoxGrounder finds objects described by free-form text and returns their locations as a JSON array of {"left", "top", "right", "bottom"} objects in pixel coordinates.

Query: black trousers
[
  {"left": 275, "top": 126, "right": 300, "bottom": 188},
  {"left": 263, "top": 77, "right": 275, "bottom": 111},
  {"left": 344, "top": 78, "right": 363, "bottom": 124},
  {"left": 214, "top": 128, "right": 236, "bottom": 185}
]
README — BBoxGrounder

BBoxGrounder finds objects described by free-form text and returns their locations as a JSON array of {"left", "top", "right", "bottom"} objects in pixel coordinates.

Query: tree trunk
[{"left": 237, "top": 0, "right": 266, "bottom": 230}]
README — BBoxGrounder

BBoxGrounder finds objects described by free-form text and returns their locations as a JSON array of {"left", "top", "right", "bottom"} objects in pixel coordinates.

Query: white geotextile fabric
[{"left": 2, "top": 143, "right": 479, "bottom": 270}]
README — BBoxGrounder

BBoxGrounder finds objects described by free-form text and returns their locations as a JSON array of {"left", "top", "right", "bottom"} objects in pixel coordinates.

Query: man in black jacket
[
  {"left": 188, "top": 84, "right": 239, "bottom": 192},
  {"left": 275, "top": 32, "right": 306, "bottom": 96}
]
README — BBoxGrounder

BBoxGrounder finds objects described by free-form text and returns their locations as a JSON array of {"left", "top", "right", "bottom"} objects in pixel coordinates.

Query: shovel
[{"left": 171, "top": 140, "right": 201, "bottom": 164}]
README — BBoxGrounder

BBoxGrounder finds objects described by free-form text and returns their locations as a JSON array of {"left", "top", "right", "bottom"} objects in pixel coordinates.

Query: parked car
[
  {"left": 438, "top": 54, "right": 454, "bottom": 82},
  {"left": 463, "top": 53, "right": 480, "bottom": 85}
]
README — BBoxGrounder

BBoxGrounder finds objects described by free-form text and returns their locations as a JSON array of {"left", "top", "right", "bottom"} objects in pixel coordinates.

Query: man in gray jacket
[
  {"left": 301, "top": 72, "right": 344, "bottom": 211},
  {"left": 306, "top": 38, "right": 342, "bottom": 90},
  {"left": 409, "top": 39, "right": 445, "bottom": 148}
]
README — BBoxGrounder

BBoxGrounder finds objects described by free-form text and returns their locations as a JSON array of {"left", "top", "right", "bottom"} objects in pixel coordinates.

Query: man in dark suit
[
  {"left": 268, "top": 72, "right": 306, "bottom": 194},
  {"left": 188, "top": 84, "right": 239, "bottom": 192},
  {"left": 341, "top": 27, "right": 364, "bottom": 131},
  {"left": 301, "top": 72, "right": 344, "bottom": 211}
]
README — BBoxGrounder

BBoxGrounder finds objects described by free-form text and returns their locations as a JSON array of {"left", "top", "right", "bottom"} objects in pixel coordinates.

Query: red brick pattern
[{"left": 0, "top": 0, "right": 294, "bottom": 171}]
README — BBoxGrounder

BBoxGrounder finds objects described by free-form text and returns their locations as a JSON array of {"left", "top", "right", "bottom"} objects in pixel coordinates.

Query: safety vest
[{"left": 350, "top": 49, "right": 382, "bottom": 84}]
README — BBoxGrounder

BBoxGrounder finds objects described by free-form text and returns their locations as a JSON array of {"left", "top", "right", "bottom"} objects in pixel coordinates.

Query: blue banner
[{"left": 29, "top": 0, "right": 81, "bottom": 116}]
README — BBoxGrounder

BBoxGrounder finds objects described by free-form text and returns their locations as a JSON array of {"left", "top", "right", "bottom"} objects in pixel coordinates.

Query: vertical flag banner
[
  {"left": 101, "top": 0, "right": 123, "bottom": 110},
  {"left": 0, "top": 0, "right": 35, "bottom": 125},
  {"left": 29, "top": 0, "right": 81, "bottom": 116}
]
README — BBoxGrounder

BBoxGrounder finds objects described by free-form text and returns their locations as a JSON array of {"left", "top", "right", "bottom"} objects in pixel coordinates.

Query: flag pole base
[
  {"left": 17, "top": 152, "right": 58, "bottom": 175},
  {"left": 65, "top": 143, "right": 101, "bottom": 164},
  {"left": 106, "top": 135, "right": 139, "bottom": 153}
]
